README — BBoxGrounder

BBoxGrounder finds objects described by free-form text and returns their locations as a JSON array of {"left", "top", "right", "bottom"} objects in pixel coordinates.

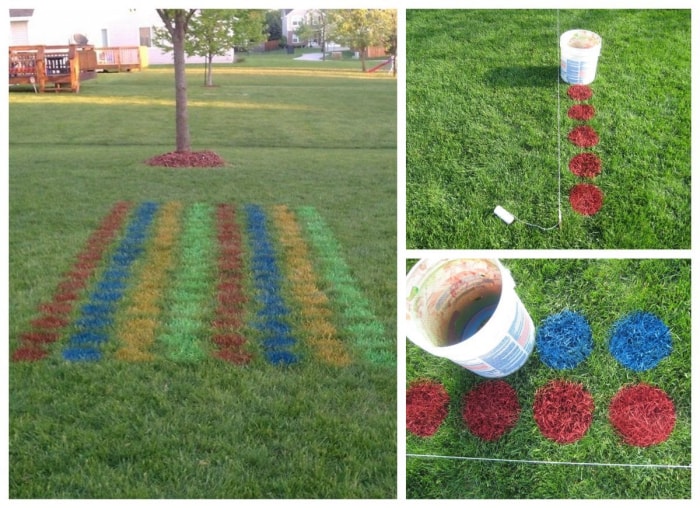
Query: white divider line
[{"left": 407, "top": 453, "right": 691, "bottom": 470}]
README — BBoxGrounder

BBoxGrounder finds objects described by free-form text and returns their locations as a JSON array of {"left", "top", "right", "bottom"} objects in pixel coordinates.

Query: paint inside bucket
[{"left": 406, "top": 259, "right": 535, "bottom": 378}]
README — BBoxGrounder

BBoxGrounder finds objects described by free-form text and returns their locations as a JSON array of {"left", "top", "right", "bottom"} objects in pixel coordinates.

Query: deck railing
[{"left": 9, "top": 44, "right": 97, "bottom": 92}]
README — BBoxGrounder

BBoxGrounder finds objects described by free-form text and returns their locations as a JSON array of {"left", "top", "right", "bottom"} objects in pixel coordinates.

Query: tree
[
  {"left": 328, "top": 9, "right": 397, "bottom": 72},
  {"left": 156, "top": 10, "right": 267, "bottom": 87},
  {"left": 265, "top": 10, "right": 282, "bottom": 42},
  {"left": 186, "top": 9, "right": 237, "bottom": 87},
  {"left": 156, "top": 8, "right": 196, "bottom": 153},
  {"left": 230, "top": 10, "right": 267, "bottom": 52}
]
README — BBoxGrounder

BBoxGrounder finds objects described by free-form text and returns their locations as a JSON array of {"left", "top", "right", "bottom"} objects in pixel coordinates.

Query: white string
[
  {"left": 407, "top": 453, "right": 691, "bottom": 470},
  {"left": 510, "top": 9, "right": 562, "bottom": 232}
]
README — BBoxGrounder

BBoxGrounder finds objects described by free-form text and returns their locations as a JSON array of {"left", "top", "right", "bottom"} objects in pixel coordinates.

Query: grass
[
  {"left": 406, "top": 258, "right": 690, "bottom": 499},
  {"left": 406, "top": 10, "right": 690, "bottom": 249},
  {"left": 9, "top": 54, "right": 396, "bottom": 498}
]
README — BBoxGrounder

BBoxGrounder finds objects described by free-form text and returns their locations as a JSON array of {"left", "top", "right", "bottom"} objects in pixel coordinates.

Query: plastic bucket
[
  {"left": 406, "top": 258, "right": 535, "bottom": 378},
  {"left": 560, "top": 29, "right": 602, "bottom": 85}
]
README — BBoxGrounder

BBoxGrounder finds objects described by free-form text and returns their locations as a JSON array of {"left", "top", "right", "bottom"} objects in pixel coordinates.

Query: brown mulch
[{"left": 145, "top": 150, "right": 226, "bottom": 168}]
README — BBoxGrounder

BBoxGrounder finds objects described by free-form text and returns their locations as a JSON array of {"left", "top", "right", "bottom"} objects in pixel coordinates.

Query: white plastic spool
[{"left": 406, "top": 259, "right": 535, "bottom": 378}]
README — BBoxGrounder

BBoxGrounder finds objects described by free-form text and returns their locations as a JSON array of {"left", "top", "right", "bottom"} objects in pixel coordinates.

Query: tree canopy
[{"left": 328, "top": 9, "right": 397, "bottom": 71}]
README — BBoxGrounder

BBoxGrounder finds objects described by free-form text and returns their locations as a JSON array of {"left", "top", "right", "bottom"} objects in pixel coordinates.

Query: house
[
  {"left": 8, "top": 8, "right": 235, "bottom": 66},
  {"left": 8, "top": 8, "right": 34, "bottom": 45},
  {"left": 280, "top": 9, "right": 342, "bottom": 50}
]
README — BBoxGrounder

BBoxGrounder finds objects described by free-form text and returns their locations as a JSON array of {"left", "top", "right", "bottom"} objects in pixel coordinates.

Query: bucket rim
[
  {"left": 560, "top": 29, "right": 602, "bottom": 50},
  {"left": 406, "top": 258, "right": 519, "bottom": 356}
]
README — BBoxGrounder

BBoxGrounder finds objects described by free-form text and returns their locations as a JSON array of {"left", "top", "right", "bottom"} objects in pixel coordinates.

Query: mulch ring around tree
[
  {"left": 462, "top": 380, "right": 521, "bottom": 441},
  {"left": 533, "top": 379, "right": 594, "bottom": 444},
  {"left": 569, "top": 183, "right": 604, "bottom": 216},
  {"left": 568, "top": 125, "right": 600, "bottom": 147},
  {"left": 569, "top": 152, "right": 602, "bottom": 178},
  {"left": 609, "top": 383, "right": 676, "bottom": 447},
  {"left": 406, "top": 379, "right": 451, "bottom": 437},
  {"left": 145, "top": 150, "right": 226, "bottom": 168},
  {"left": 567, "top": 84, "right": 593, "bottom": 101}
]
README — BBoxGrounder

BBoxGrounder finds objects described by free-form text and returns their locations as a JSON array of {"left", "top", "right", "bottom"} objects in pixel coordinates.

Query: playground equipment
[{"left": 366, "top": 57, "right": 394, "bottom": 73}]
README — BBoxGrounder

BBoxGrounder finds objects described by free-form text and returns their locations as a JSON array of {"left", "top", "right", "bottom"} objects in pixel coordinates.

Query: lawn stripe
[
  {"left": 115, "top": 201, "right": 183, "bottom": 361},
  {"left": 212, "top": 203, "right": 253, "bottom": 364},
  {"left": 296, "top": 206, "right": 394, "bottom": 366},
  {"left": 62, "top": 201, "right": 159, "bottom": 362},
  {"left": 271, "top": 205, "right": 351, "bottom": 367},
  {"left": 12, "top": 201, "right": 133, "bottom": 362},
  {"left": 245, "top": 204, "right": 299, "bottom": 366},
  {"left": 158, "top": 203, "right": 215, "bottom": 362}
]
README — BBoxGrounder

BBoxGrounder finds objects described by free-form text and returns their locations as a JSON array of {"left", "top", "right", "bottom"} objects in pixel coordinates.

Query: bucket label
[
  {"left": 561, "top": 58, "right": 595, "bottom": 84},
  {"left": 458, "top": 335, "right": 527, "bottom": 378},
  {"left": 510, "top": 302, "right": 534, "bottom": 351}
]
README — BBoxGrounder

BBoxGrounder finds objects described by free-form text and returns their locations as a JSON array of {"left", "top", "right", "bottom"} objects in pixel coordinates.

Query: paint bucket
[
  {"left": 560, "top": 29, "right": 602, "bottom": 85},
  {"left": 406, "top": 259, "right": 535, "bottom": 378}
]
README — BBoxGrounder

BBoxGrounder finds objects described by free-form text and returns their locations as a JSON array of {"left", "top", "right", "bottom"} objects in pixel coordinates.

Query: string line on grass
[
  {"left": 501, "top": 11, "right": 562, "bottom": 232},
  {"left": 406, "top": 453, "right": 691, "bottom": 470}
]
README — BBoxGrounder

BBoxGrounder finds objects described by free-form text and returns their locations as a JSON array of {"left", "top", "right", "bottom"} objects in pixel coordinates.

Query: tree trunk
[
  {"left": 172, "top": 11, "right": 191, "bottom": 153},
  {"left": 360, "top": 47, "right": 367, "bottom": 72},
  {"left": 206, "top": 54, "right": 214, "bottom": 87}
]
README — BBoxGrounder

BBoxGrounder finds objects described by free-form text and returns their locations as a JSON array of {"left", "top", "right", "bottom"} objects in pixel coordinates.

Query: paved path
[{"left": 294, "top": 52, "right": 326, "bottom": 61}]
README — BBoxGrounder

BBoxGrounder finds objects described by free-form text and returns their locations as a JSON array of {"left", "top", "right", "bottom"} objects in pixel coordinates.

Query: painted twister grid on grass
[
  {"left": 297, "top": 206, "right": 393, "bottom": 366},
  {"left": 13, "top": 202, "right": 393, "bottom": 368},
  {"left": 12, "top": 202, "right": 133, "bottom": 362},
  {"left": 408, "top": 311, "right": 678, "bottom": 447}
]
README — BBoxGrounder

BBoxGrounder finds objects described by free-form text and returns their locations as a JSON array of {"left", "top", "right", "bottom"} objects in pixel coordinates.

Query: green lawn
[
  {"left": 9, "top": 57, "right": 397, "bottom": 498},
  {"left": 406, "top": 10, "right": 690, "bottom": 249},
  {"left": 406, "top": 258, "right": 690, "bottom": 499}
]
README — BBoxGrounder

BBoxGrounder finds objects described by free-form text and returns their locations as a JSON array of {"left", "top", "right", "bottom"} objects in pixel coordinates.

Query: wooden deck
[
  {"left": 9, "top": 44, "right": 97, "bottom": 93},
  {"left": 96, "top": 46, "right": 145, "bottom": 72}
]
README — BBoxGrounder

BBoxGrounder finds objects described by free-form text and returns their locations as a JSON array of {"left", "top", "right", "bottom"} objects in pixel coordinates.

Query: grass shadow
[{"left": 485, "top": 65, "right": 558, "bottom": 88}]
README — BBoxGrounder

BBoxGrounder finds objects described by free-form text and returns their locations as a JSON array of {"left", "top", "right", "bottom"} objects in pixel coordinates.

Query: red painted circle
[
  {"left": 20, "top": 332, "right": 59, "bottom": 344},
  {"left": 216, "top": 349, "right": 253, "bottom": 365},
  {"left": 568, "top": 125, "right": 600, "bottom": 147},
  {"left": 567, "top": 85, "right": 593, "bottom": 100},
  {"left": 569, "top": 183, "right": 603, "bottom": 215},
  {"left": 407, "top": 380, "right": 450, "bottom": 437},
  {"left": 609, "top": 384, "right": 676, "bottom": 447},
  {"left": 568, "top": 104, "right": 596, "bottom": 121},
  {"left": 533, "top": 380, "right": 594, "bottom": 444},
  {"left": 462, "top": 380, "right": 521, "bottom": 441},
  {"left": 568, "top": 153, "right": 602, "bottom": 178},
  {"left": 12, "top": 346, "right": 48, "bottom": 362}
]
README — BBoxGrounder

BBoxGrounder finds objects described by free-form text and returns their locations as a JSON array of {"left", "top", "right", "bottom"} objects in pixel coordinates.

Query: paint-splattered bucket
[
  {"left": 406, "top": 259, "right": 535, "bottom": 378},
  {"left": 560, "top": 29, "right": 602, "bottom": 85}
]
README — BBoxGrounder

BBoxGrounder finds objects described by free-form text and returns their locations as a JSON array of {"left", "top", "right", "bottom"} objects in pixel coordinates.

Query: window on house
[{"left": 139, "top": 27, "right": 152, "bottom": 47}]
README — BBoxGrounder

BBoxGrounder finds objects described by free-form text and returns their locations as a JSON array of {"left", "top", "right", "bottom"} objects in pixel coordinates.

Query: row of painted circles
[
  {"left": 566, "top": 84, "right": 604, "bottom": 216},
  {"left": 407, "top": 378, "right": 676, "bottom": 447}
]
